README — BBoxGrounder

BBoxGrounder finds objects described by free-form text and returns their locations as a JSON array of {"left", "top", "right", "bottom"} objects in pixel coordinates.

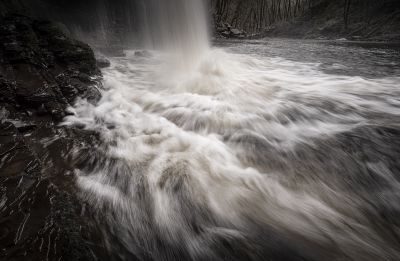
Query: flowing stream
[{"left": 64, "top": 1, "right": 400, "bottom": 260}]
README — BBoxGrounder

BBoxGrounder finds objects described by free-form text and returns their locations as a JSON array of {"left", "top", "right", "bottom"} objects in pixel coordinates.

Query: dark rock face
[
  {"left": 0, "top": 15, "right": 101, "bottom": 119},
  {"left": 0, "top": 15, "right": 106, "bottom": 261},
  {"left": 262, "top": 1, "right": 400, "bottom": 41},
  {"left": 211, "top": 0, "right": 400, "bottom": 41},
  {"left": 96, "top": 56, "right": 111, "bottom": 69},
  {"left": 1, "top": 0, "right": 142, "bottom": 48}
]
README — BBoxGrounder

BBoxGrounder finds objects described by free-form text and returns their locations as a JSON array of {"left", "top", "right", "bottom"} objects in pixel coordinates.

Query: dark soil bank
[{"left": 0, "top": 15, "right": 107, "bottom": 261}]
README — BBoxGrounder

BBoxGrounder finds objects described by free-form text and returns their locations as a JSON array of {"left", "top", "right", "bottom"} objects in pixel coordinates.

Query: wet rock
[
  {"left": 0, "top": 122, "right": 37, "bottom": 178},
  {"left": 83, "top": 85, "right": 101, "bottom": 104},
  {"left": 0, "top": 117, "right": 104, "bottom": 261},
  {"left": 97, "top": 46, "right": 125, "bottom": 57},
  {"left": 134, "top": 50, "right": 152, "bottom": 58},
  {"left": 0, "top": 14, "right": 105, "bottom": 261},
  {"left": 215, "top": 22, "right": 247, "bottom": 39},
  {"left": 221, "top": 30, "right": 231, "bottom": 38},
  {"left": 96, "top": 57, "right": 111, "bottom": 68},
  {"left": 8, "top": 120, "right": 37, "bottom": 133},
  {"left": 0, "top": 14, "right": 101, "bottom": 119},
  {"left": 0, "top": 77, "right": 16, "bottom": 103}
]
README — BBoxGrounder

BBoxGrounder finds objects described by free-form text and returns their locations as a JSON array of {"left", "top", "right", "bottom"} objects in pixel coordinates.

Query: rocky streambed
[{"left": 0, "top": 15, "right": 108, "bottom": 261}]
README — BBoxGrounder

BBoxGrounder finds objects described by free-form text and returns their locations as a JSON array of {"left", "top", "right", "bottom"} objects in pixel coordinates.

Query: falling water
[
  {"left": 63, "top": 1, "right": 400, "bottom": 260},
  {"left": 145, "top": 0, "right": 209, "bottom": 68}
]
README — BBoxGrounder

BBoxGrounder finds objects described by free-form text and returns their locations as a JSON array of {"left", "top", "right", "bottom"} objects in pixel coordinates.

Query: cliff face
[
  {"left": 266, "top": 0, "right": 400, "bottom": 41},
  {"left": 0, "top": 14, "right": 106, "bottom": 261},
  {"left": 2, "top": 0, "right": 399, "bottom": 43},
  {"left": 211, "top": 0, "right": 309, "bottom": 34},
  {"left": 211, "top": 0, "right": 400, "bottom": 41},
  {"left": 0, "top": 0, "right": 142, "bottom": 47}
]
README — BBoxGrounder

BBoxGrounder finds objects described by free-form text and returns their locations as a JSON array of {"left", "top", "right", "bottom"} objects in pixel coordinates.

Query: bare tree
[{"left": 344, "top": 0, "right": 352, "bottom": 30}]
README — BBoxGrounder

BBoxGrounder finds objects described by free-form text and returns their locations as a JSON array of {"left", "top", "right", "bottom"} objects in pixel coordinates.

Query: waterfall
[{"left": 145, "top": 0, "right": 210, "bottom": 68}]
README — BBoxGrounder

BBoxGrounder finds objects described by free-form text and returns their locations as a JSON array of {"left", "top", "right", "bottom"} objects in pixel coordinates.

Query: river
[{"left": 63, "top": 39, "right": 400, "bottom": 260}]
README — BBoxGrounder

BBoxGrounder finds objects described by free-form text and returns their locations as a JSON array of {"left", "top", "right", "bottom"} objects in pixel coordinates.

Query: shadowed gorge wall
[
  {"left": 210, "top": 0, "right": 400, "bottom": 39},
  {"left": 0, "top": 0, "right": 143, "bottom": 46},
  {"left": 1, "top": 0, "right": 399, "bottom": 42},
  {"left": 211, "top": 0, "right": 309, "bottom": 33}
]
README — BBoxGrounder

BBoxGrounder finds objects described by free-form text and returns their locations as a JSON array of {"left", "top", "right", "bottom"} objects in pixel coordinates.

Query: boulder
[
  {"left": 134, "top": 50, "right": 152, "bottom": 58},
  {"left": 214, "top": 21, "right": 247, "bottom": 39},
  {"left": 0, "top": 14, "right": 101, "bottom": 121},
  {"left": 96, "top": 56, "right": 111, "bottom": 68}
]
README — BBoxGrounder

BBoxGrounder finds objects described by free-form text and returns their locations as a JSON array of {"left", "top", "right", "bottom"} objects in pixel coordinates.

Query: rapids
[
  {"left": 63, "top": 39, "right": 400, "bottom": 260},
  {"left": 63, "top": 0, "right": 400, "bottom": 260}
]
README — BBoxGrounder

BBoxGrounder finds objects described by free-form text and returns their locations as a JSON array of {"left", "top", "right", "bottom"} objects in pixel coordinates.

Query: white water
[
  {"left": 63, "top": 1, "right": 400, "bottom": 260},
  {"left": 64, "top": 47, "right": 400, "bottom": 260}
]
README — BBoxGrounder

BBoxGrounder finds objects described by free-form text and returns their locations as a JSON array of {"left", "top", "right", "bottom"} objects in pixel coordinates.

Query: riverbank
[{"left": 0, "top": 14, "right": 107, "bottom": 261}]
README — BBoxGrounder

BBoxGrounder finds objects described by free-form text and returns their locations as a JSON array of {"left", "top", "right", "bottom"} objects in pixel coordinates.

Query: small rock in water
[
  {"left": 217, "top": 23, "right": 246, "bottom": 39},
  {"left": 134, "top": 50, "right": 152, "bottom": 58},
  {"left": 221, "top": 31, "right": 231, "bottom": 38},
  {"left": 98, "top": 47, "right": 125, "bottom": 57},
  {"left": 96, "top": 57, "right": 111, "bottom": 68}
]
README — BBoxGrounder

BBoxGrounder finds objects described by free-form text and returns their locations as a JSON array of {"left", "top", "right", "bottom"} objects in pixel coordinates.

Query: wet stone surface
[{"left": 0, "top": 14, "right": 107, "bottom": 261}]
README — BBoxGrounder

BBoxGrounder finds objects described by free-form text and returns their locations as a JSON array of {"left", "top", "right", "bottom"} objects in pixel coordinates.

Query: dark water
[{"left": 216, "top": 38, "right": 400, "bottom": 78}]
